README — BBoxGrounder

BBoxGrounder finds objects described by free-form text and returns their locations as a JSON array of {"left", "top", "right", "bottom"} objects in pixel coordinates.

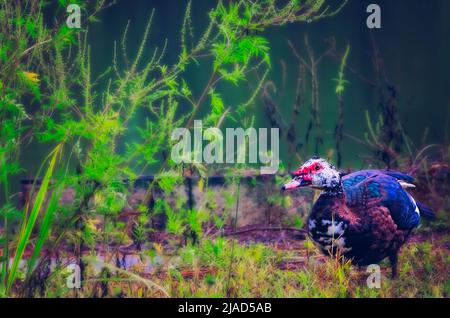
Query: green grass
[{"left": 35, "top": 235, "right": 448, "bottom": 298}]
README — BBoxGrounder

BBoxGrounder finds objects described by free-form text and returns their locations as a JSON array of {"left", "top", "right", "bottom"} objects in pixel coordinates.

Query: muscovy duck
[{"left": 282, "top": 157, "right": 435, "bottom": 277}]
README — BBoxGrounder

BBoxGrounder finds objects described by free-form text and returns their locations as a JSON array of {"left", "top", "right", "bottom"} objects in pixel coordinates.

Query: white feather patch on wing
[
  {"left": 398, "top": 180, "right": 416, "bottom": 189},
  {"left": 407, "top": 193, "right": 420, "bottom": 215}
]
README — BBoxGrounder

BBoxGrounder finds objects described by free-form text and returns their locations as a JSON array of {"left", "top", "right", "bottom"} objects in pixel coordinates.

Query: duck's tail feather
[
  {"left": 417, "top": 202, "right": 436, "bottom": 220},
  {"left": 385, "top": 170, "right": 415, "bottom": 183}
]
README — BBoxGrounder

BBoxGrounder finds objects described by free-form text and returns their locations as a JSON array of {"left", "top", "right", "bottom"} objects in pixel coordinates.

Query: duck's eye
[{"left": 315, "top": 165, "right": 321, "bottom": 171}]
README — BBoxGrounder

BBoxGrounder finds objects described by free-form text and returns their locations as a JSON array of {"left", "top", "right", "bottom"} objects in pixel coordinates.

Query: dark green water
[{"left": 19, "top": 0, "right": 450, "bottom": 182}]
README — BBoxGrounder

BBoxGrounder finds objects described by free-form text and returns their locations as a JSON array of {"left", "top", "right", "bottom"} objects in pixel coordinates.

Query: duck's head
[{"left": 281, "top": 157, "right": 341, "bottom": 191}]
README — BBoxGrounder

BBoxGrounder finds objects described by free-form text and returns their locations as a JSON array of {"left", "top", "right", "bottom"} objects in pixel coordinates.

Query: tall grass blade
[
  {"left": 0, "top": 160, "right": 10, "bottom": 292},
  {"left": 6, "top": 144, "right": 62, "bottom": 293},
  {"left": 26, "top": 181, "right": 64, "bottom": 279}
]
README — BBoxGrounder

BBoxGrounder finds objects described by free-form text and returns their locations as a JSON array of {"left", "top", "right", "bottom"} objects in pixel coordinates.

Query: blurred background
[{"left": 20, "top": 0, "right": 450, "bottom": 174}]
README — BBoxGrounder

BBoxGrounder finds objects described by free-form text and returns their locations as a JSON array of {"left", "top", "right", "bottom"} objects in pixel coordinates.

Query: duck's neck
[{"left": 323, "top": 180, "right": 344, "bottom": 197}]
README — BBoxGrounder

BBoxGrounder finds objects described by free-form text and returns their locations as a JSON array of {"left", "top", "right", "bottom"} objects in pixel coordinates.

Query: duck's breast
[
  {"left": 307, "top": 194, "right": 410, "bottom": 264},
  {"left": 307, "top": 195, "right": 353, "bottom": 256}
]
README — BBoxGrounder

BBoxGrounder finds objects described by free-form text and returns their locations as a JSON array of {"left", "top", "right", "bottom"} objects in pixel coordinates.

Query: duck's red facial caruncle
[
  {"left": 292, "top": 161, "right": 324, "bottom": 180},
  {"left": 281, "top": 157, "right": 338, "bottom": 190}
]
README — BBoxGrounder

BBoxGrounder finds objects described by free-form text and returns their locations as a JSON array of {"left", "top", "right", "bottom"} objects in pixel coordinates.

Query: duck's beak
[{"left": 281, "top": 176, "right": 311, "bottom": 190}]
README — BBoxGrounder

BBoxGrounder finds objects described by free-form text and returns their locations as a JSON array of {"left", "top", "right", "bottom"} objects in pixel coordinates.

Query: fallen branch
[{"left": 220, "top": 227, "right": 307, "bottom": 238}]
